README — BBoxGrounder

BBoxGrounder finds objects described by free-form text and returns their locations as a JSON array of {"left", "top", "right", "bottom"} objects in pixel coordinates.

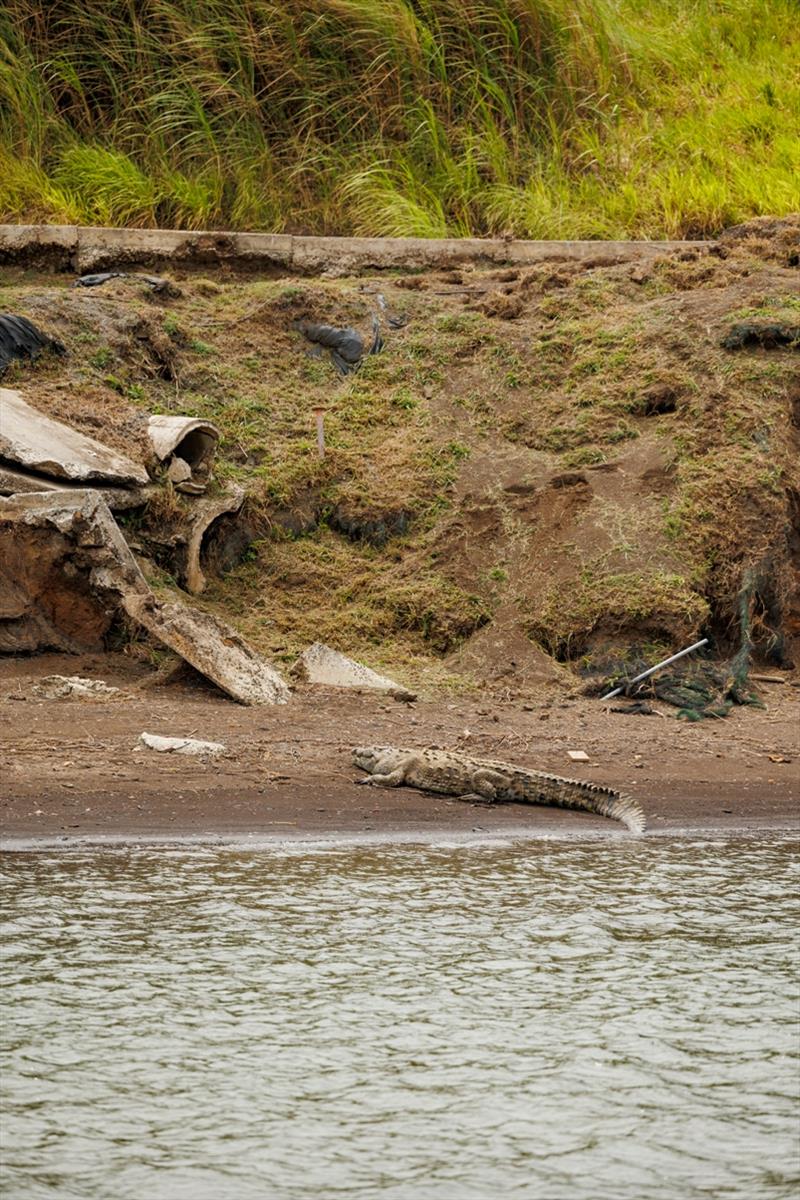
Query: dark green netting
[{"left": 596, "top": 572, "right": 766, "bottom": 720}]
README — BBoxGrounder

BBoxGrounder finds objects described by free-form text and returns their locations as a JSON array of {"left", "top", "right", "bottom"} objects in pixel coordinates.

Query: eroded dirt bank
[
  {"left": 1, "top": 654, "right": 796, "bottom": 843},
  {"left": 1, "top": 222, "right": 799, "bottom": 843}
]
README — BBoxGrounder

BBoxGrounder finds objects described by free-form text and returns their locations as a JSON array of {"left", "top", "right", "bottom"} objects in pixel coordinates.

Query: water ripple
[{"left": 1, "top": 835, "right": 798, "bottom": 1199}]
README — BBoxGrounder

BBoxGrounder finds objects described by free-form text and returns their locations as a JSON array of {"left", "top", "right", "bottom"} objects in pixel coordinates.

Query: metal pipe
[{"left": 600, "top": 638, "right": 709, "bottom": 701}]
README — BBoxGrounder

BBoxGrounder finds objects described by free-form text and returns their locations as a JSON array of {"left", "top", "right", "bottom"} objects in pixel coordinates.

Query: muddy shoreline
[{"left": 2, "top": 653, "right": 797, "bottom": 844}]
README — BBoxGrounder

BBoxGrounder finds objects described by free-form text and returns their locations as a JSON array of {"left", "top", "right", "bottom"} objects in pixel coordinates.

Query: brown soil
[{"left": 1, "top": 653, "right": 797, "bottom": 843}]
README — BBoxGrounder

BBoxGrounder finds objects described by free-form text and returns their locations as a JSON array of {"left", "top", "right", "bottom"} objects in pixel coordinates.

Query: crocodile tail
[
  {"left": 608, "top": 793, "right": 646, "bottom": 835},
  {"left": 557, "top": 777, "right": 646, "bottom": 834},
  {"left": 590, "top": 787, "right": 646, "bottom": 834}
]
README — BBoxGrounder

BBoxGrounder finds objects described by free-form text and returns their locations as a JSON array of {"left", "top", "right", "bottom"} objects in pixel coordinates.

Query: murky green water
[{"left": 1, "top": 835, "right": 798, "bottom": 1199}]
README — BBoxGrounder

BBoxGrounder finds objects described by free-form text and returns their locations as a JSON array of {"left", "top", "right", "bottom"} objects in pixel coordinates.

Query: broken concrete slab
[
  {"left": 0, "top": 462, "right": 149, "bottom": 510},
  {"left": 0, "top": 224, "right": 714, "bottom": 276},
  {"left": 0, "top": 224, "right": 78, "bottom": 270},
  {"left": 292, "top": 641, "right": 416, "bottom": 699},
  {"left": 124, "top": 593, "right": 289, "bottom": 705},
  {"left": 0, "top": 490, "right": 144, "bottom": 652},
  {"left": 0, "top": 490, "right": 290, "bottom": 704},
  {"left": 139, "top": 732, "right": 226, "bottom": 756},
  {"left": 73, "top": 227, "right": 293, "bottom": 273},
  {"left": 0, "top": 387, "right": 149, "bottom": 486}
]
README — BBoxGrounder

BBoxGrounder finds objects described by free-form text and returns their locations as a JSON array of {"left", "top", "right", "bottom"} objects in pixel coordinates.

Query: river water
[{"left": 1, "top": 834, "right": 798, "bottom": 1200}]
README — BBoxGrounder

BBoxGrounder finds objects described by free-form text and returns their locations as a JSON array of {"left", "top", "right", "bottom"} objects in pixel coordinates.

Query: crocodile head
[{"left": 352, "top": 745, "right": 389, "bottom": 773}]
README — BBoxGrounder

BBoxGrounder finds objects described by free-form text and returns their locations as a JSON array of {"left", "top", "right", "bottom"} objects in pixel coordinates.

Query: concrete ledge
[
  {"left": 0, "top": 224, "right": 79, "bottom": 269},
  {"left": 0, "top": 223, "right": 712, "bottom": 274}
]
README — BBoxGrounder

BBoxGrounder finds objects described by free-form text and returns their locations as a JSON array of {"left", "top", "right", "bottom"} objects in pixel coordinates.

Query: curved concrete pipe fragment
[
  {"left": 183, "top": 488, "right": 245, "bottom": 594},
  {"left": 147, "top": 415, "right": 220, "bottom": 489}
]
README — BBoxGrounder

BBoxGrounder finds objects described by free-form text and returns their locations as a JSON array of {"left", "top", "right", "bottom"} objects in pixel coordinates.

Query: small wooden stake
[{"left": 313, "top": 406, "right": 326, "bottom": 458}]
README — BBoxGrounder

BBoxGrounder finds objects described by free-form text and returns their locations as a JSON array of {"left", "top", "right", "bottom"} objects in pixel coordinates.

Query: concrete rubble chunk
[
  {"left": 166, "top": 455, "right": 192, "bottom": 484},
  {"left": 292, "top": 641, "right": 416, "bottom": 699},
  {"left": 0, "top": 387, "right": 149, "bottom": 486},
  {"left": 32, "top": 675, "right": 121, "bottom": 699},
  {"left": 0, "top": 462, "right": 149, "bottom": 510},
  {"left": 0, "top": 490, "right": 289, "bottom": 704},
  {"left": 124, "top": 593, "right": 289, "bottom": 705},
  {"left": 139, "top": 732, "right": 226, "bottom": 756}
]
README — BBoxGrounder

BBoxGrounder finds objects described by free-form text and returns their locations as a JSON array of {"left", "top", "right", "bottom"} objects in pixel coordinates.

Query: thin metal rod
[{"left": 600, "top": 638, "right": 709, "bottom": 701}]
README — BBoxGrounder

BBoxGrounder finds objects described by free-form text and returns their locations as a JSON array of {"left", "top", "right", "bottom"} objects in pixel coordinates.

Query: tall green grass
[{"left": 0, "top": 1, "right": 797, "bottom": 236}]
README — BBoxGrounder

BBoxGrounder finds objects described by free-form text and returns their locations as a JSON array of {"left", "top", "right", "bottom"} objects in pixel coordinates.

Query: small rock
[
  {"left": 139, "top": 732, "right": 226, "bottom": 756},
  {"left": 166, "top": 455, "right": 193, "bottom": 484},
  {"left": 567, "top": 749, "right": 590, "bottom": 762}
]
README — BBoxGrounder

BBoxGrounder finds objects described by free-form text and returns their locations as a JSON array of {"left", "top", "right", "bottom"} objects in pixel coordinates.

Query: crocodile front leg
[{"left": 356, "top": 769, "right": 408, "bottom": 788}]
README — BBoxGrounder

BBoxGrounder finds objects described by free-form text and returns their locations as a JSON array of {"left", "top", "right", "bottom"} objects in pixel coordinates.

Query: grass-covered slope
[
  {"left": 1, "top": 1, "right": 798, "bottom": 237},
  {"left": 3, "top": 219, "right": 798, "bottom": 691}
]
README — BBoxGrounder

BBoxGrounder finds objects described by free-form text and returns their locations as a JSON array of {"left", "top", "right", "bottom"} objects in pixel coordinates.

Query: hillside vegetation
[
  {"left": 1, "top": 1, "right": 798, "bottom": 237},
  {"left": 2, "top": 219, "right": 798, "bottom": 694}
]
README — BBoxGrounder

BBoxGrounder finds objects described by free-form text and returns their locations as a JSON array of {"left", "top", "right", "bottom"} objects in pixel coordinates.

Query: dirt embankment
[
  {"left": 3, "top": 219, "right": 799, "bottom": 683},
  {"left": 1, "top": 220, "right": 799, "bottom": 838}
]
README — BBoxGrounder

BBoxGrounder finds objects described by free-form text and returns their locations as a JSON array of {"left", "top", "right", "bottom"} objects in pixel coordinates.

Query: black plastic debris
[
  {"left": 722, "top": 321, "right": 800, "bottom": 350},
  {"left": 0, "top": 314, "right": 66, "bottom": 377},
  {"left": 73, "top": 272, "right": 181, "bottom": 298},
  {"left": 294, "top": 317, "right": 383, "bottom": 376},
  {"left": 74, "top": 272, "right": 128, "bottom": 288}
]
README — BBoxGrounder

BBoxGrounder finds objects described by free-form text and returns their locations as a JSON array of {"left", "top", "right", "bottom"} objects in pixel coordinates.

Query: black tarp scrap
[
  {"left": 73, "top": 273, "right": 181, "bottom": 297},
  {"left": 294, "top": 316, "right": 384, "bottom": 375},
  {"left": 0, "top": 314, "right": 66, "bottom": 377}
]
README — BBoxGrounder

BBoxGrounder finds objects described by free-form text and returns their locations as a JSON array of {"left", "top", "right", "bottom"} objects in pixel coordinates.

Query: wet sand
[{"left": 1, "top": 654, "right": 798, "bottom": 843}]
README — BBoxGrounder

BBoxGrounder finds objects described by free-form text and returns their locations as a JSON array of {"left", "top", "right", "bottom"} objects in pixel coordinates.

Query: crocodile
[{"left": 353, "top": 745, "right": 646, "bottom": 834}]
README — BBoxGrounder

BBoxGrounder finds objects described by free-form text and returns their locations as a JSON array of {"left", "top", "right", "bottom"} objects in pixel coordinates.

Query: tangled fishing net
[{"left": 592, "top": 573, "right": 768, "bottom": 720}]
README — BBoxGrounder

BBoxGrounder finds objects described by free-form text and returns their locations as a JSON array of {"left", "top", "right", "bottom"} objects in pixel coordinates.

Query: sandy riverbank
[{"left": 1, "top": 653, "right": 797, "bottom": 844}]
